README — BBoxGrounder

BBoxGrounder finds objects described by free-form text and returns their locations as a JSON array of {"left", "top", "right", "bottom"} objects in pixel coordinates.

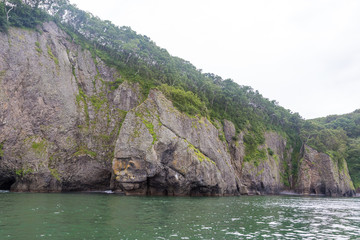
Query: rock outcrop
[
  {"left": 111, "top": 90, "right": 239, "bottom": 196},
  {"left": 296, "top": 145, "right": 355, "bottom": 197},
  {"left": 223, "top": 120, "right": 291, "bottom": 195},
  {"left": 0, "top": 22, "right": 141, "bottom": 192},
  {"left": 0, "top": 22, "right": 356, "bottom": 196}
]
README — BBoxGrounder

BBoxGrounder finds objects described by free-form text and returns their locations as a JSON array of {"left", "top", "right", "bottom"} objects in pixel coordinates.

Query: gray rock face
[
  {"left": 224, "top": 120, "right": 291, "bottom": 195},
  {"left": 0, "top": 23, "right": 356, "bottom": 196},
  {"left": 296, "top": 145, "right": 355, "bottom": 197},
  {"left": 111, "top": 90, "right": 238, "bottom": 196},
  {"left": 0, "top": 22, "right": 141, "bottom": 192}
]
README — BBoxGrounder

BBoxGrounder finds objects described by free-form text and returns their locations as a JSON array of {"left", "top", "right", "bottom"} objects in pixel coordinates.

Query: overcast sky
[{"left": 69, "top": 0, "right": 360, "bottom": 119}]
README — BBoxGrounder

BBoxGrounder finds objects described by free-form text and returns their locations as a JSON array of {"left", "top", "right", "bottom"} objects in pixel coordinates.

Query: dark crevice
[
  {"left": 0, "top": 174, "right": 16, "bottom": 190},
  {"left": 146, "top": 177, "right": 150, "bottom": 196}
]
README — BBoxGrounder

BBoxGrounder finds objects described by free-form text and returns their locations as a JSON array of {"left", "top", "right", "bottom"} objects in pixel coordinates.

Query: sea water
[{"left": 0, "top": 192, "right": 359, "bottom": 239}]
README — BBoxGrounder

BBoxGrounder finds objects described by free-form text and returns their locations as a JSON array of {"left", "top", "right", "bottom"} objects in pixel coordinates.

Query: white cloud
[{"left": 69, "top": 0, "right": 360, "bottom": 119}]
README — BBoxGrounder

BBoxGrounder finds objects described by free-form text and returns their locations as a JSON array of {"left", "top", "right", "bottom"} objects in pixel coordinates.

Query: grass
[
  {"left": 49, "top": 168, "right": 61, "bottom": 181},
  {"left": 89, "top": 94, "right": 107, "bottom": 114},
  {"left": 30, "top": 139, "right": 47, "bottom": 156},
  {"left": 0, "top": 142, "right": 4, "bottom": 157},
  {"left": 186, "top": 140, "right": 216, "bottom": 165},
  {"left": 15, "top": 168, "right": 33, "bottom": 177},
  {"left": 136, "top": 111, "right": 158, "bottom": 145},
  {"left": 76, "top": 87, "right": 90, "bottom": 126},
  {"left": 35, "top": 41, "right": 42, "bottom": 54},
  {"left": 47, "top": 45, "right": 59, "bottom": 66},
  {"left": 74, "top": 145, "right": 97, "bottom": 158}
]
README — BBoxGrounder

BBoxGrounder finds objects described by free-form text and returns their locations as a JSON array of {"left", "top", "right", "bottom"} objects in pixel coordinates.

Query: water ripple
[{"left": 0, "top": 193, "right": 359, "bottom": 239}]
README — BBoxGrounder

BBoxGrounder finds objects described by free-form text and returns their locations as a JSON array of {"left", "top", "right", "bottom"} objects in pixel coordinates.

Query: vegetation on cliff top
[{"left": 303, "top": 110, "right": 360, "bottom": 188}]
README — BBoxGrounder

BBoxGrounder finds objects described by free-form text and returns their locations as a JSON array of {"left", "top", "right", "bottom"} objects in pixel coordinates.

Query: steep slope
[
  {"left": 296, "top": 145, "right": 354, "bottom": 196},
  {"left": 308, "top": 110, "right": 360, "bottom": 192},
  {"left": 111, "top": 90, "right": 238, "bottom": 196},
  {"left": 0, "top": 1, "right": 357, "bottom": 196},
  {"left": 110, "top": 89, "right": 295, "bottom": 196},
  {"left": 0, "top": 22, "right": 141, "bottom": 191}
]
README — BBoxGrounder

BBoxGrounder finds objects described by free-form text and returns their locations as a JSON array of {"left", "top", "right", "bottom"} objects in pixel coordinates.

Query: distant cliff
[{"left": 0, "top": 23, "right": 355, "bottom": 196}]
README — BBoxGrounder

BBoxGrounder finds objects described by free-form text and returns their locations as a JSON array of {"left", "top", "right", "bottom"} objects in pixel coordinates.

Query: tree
[
  {"left": 4, "top": 0, "right": 16, "bottom": 22},
  {"left": 0, "top": 1, "right": 8, "bottom": 31}
]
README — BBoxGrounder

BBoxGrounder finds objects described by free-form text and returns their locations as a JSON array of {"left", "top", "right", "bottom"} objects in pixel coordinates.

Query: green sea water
[{"left": 0, "top": 191, "right": 359, "bottom": 239}]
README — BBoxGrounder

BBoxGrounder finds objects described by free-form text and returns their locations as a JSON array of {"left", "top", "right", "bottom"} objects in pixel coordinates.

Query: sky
[{"left": 69, "top": 0, "right": 360, "bottom": 119}]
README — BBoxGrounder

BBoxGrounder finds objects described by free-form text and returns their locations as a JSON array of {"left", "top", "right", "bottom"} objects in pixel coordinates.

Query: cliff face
[
  {"left": 223, "top": 120, "right": 291, "bottom": 195},
  {"left": 111, "top": 90, "right": 239, "bottom": 196},
  {"left": 0, "top": 22, "right": 141, "bottom": 192},
  {"left": 296, "top": 145, "right": 354, "bottom": 197},
  {"left": 0, "top": 23, "right": 356, "bottom": 196}
]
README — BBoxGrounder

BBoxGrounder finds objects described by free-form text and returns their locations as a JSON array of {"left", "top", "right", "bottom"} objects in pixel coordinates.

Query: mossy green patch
[
  {"left": 0, "top": 70, "right": 6, "bottom": 83},
  {"left": 244, "top": 148, "right": 266, "bottom": 164},
  {"left": 273, "top": 154, "right": 279, "bottom": 165},
  {"left": 49, "top": 168, "right": 61, "bottom": 181},
  {"left": 110, "top": 109, "right": 128, "bottom": 138},
  {"left": 185, "top": 140, "right": 216, "bottom": 165},
  {"left": 89, "top": 94, "right": 107, "bottom": 114},
  {"left": 256, "top": 168, "right": 264, "bottom": 177},
  {"left": 156, "top": 114, "right": 162, "bottom": 127},
  {"left": 219, "top": 133, "right": 226, "bottom": 142},
  {"left": 99, "top": 134, "right": 111, "bottom": 142},
  {"left": 35, "top": 41, "right": 42, "bottom": 54},
  {"left": 0, "top": 142, "right": 4, "bottom": 157},
  {"left": 72, "top": 65, "right": 77, "bottom": 79},
  {"left": 136, "top": 111, "right": 158, "bottom": 145},
  {"left": 47, "top": 45, "right": 59, "bottom": 66},
  {"left": 191, "top": 121, "right": 198, "bottom": 129},
  {"left": 31, "top": 140, "right": 46, "bottom": 153},
  {"left": 26, "top": 137, "right": 48, "bottom": 156},
  {"left": 74, "top": 145, "right": 97, "bottom": 158},
  {"left": 144, "top": 119, "right": 157, "bottom": 144},
  {"left": 106, "top": 78, "right": 123, "bottom": 91},
  {"left": 15, "top": 168, "right": 33, "bottom": 177},
  {"left": 76, "top": 87, "right": 90, "bottom": 126}
]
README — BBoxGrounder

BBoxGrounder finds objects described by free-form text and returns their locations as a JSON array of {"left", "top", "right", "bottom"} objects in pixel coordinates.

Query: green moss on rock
[
  {"left": 47, "top": 45, "right": 59, "bottom": 66},
  {"left": 135, "top": 111, "right": 158, "bottom": 145},
  {"left": 35, "top": 41, "right": 42, "bottom": 54},
  {"left": 0, "top": 142, "right": 3, "bottom": 157},
  {"left": 74, "top": 145, "right": 97, "bottom": 158},
  {"left": 185, "top": 140, "right": 216, "bottom": 165},
  {"left": 49, "top": 168, "right": 61, "bottom": 181}
]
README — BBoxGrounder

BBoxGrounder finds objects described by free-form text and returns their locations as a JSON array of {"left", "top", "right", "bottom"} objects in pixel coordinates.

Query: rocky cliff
[
  {"left": 0, "top": 23, "right": 356, "bottom": 196},
  {"left": 0, "top": 22, "right": 141, "bottom": 192},
  {"left": 296, "top": 145, "right": 354, "bottom": 196}
]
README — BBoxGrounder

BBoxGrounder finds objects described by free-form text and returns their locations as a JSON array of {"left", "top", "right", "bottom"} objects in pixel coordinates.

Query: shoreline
[{"left": 2, "top": 189, "right": 358, "bottom": 198}]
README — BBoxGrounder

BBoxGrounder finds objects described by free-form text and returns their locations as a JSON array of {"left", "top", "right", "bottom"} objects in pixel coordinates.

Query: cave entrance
[{"left": 0, "top": 175, "right": 16, "bottom": 190}]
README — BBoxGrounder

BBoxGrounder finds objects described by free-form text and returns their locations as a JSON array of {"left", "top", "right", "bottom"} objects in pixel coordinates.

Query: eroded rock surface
[
  {"left": 224, "top": 120, "right": 291, "bottom": 195},
  {"left": 111, "top": 90, "right": 238, "bottom": 196},
  {"left": 0, "top": 22, "right": 141, "bottom": 192},
  {"left": 0, "top": 23, "right": 356, "bottom": 196},
  {"left": 296, "top": 145, "right": 355, "bottom": 197}
]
